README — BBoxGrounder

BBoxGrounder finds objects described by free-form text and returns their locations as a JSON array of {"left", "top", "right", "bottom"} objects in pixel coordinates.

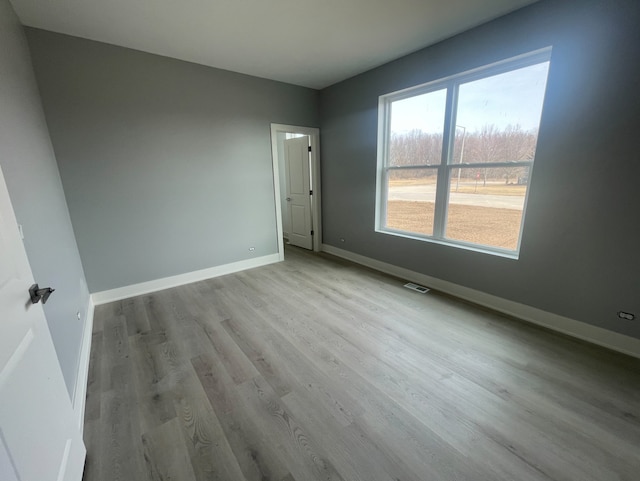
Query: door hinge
[
  {"left": 311, "top": 230, "right": 314, "bottom": 236},
  {"left": 308, "top": 146, "right": 312, "bottom": 152},
  {"left": 309, "top": 189, "right": 313, "bottom": 195}
]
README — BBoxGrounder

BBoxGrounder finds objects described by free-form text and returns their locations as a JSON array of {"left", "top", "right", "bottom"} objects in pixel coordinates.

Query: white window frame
[{"left": 375, "top": 47, "right": 552, "bottom": 258}]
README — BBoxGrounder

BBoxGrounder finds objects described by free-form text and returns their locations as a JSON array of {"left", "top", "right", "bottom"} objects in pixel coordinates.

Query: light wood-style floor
[{"left": 83, "top": 246, "right": 640, "bottom": 481}]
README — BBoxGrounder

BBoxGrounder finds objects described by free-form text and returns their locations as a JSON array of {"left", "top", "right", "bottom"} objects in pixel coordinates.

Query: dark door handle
[{"left": 29, "top": 284, "right": 55, "bottom": 305}]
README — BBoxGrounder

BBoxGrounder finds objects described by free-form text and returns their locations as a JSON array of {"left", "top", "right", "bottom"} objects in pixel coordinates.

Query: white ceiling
[{"left": 10, "top": 0, "right": 538, "bottom": 89}]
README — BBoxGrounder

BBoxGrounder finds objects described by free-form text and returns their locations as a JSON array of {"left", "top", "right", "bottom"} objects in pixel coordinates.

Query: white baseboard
[
  {"left": 321, "top": 244, "right": 640, "bottom": 359},
  {"left": 91, "top": 254, "right": 281, "bottom": 305},
  {"left": 72, "top": 298, "right": 94, "bottom": 432}
]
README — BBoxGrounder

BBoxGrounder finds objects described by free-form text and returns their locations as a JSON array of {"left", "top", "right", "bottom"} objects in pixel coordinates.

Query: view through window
[{"left": 377, "top": 49, "right": 551, "bottom": 254}]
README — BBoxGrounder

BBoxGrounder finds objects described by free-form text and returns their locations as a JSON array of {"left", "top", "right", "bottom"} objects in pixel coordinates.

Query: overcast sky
[{"left": 390, "top": 61, "right": 550, "bottom": 134}]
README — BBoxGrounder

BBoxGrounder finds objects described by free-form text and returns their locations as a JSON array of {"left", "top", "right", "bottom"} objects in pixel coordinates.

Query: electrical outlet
[
  {"left": 618, "top": 311, "right": 635, "bottom": 321},
  {"left": 248, "top": 247, "right": 255, "bottom": 251}
]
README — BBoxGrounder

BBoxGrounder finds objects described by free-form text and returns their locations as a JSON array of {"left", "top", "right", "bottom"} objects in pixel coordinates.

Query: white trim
[
  {"left": 270, "top": 126, "right": 286, "bottom": 261},
  {"left": 91, "top": 253, "right": 281, "bottom": 305},
  {"left": 72, "top": 298, "right": 94, "bottom": 432},
  {"left": 380, "top": 47, "right": 553, "bottom": 102},
  {"left": 55, "top": 439, "right": 72, "bottom": 481},
  {"left": 321, "top": 244, "right": 640, "bottom": 359},
  {"left": 310, "top": 131, "right": 323, "bottom": 252},
  {"left": 270, "top": 123, "right": 322, "bottom": 254}
]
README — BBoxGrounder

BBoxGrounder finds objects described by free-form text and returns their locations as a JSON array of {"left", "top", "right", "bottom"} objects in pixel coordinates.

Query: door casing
[{"left": 270, "top": 123, "right": 322, "bottom": 258}]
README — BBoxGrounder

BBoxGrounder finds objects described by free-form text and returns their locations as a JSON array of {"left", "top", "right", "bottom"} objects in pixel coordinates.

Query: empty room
[{"left": 1, "top": 0, "right": 639, "bottom": 480}]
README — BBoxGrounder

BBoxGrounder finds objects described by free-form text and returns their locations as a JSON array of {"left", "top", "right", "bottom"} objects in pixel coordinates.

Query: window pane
[
  {"left": 385, "top": 169, "right": 437, "bottom": 236},
  {"left": 389, "top": 89, "right": 447, "bottom": 166},
  {"left": 452, "top": 62, "right": 549, "bottom": 165},
  {"left": 445, "top": 166, "right": 530, "bottom": 250}
]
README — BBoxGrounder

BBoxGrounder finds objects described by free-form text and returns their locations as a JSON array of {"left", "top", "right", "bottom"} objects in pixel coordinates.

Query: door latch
[{"left": 29, "top": 284, "right": 55, "bottom": 305}]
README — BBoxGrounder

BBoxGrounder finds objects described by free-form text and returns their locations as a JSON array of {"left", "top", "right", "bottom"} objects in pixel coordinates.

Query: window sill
[{"left": 376, "top": 227, "right": 520, "bottom": 260}]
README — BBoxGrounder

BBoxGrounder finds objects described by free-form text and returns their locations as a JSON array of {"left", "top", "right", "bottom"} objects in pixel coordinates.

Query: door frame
[{"left": 270, "top": 124, "right": 322, "bottom": 259}]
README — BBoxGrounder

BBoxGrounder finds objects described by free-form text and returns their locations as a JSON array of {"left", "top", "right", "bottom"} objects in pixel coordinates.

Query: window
[{"left": 376, "top": 49, "right": 551, "bottom": 256}]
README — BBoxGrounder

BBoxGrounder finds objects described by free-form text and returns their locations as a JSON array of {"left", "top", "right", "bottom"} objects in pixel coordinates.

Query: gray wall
[
  {"left": 0, "top": 0, "right": 90, "bottom": 396},
  {"left": 26, "top": 29, "right": 320, "bottom": 293},
  {"left": 320, "top": 0, "right": 640, "bottom": 339}
]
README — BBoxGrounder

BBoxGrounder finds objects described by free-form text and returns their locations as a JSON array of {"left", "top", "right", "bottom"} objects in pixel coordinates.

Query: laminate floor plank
[
  {"left": 236, "top": 375, "right": 345, "bottom": 481},
  {"left": 179, "top": 284, "right": 261, "bottom": 384},
  {"left": 172, "top": 364, "right": 247, "bottom": 481},
  {"left": 192, "top": 351, "right": 290, "bottom": 481},
  {"left": 100, "top": 314, "right": 130, "bottom": 392},
  {"left": 82, "top": 419, "right": 101, "bottom": 481},
  {"left": 214, "top": 288, "right": 295, "bottom": 398},
  {"left": 146, "top": 290, "right": 215, "bottom": 360},
  {"left": 84, "top": 330, "right": 103, "bottom": 422},
  {"left": 128, "top": 331, "right": 177, "bottom": 435},
  {"left": 99, "top": 370, "right": 148, "bottom": 481},
  {"left": 83, "top": 246, "right": 640, "bottom": 481},
  {"left": 280, "top": 388, "right": 419, "bottom": 481},
  {"left": 222, "top": 314, "right": 363, "bottom": 427},
  {"left": 142, "top": 418, "right": 198, "bottom": 481},
  {"left": 121, "top": 296, "right": 151, "bottom": 337}
]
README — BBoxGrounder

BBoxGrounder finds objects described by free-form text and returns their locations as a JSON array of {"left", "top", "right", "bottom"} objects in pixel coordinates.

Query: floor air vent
[{"left": 404, "top": 282, "right": 430, "bottom": 293}]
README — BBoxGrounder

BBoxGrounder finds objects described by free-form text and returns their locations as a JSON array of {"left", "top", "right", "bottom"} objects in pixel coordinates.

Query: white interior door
[
  {"left": 284, "top": 136, "right": 313, "bottom": 250},
  {"left": 0, "top": 165, "right": 85, "bottom": 481}
]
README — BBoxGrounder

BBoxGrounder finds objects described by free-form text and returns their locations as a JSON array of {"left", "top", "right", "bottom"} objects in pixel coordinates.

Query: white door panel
[
  {"left": 0, "top": 165, "right": 85, "bottom": 481},
  {"left": 290, "top": 205, "right": 309, "bottom": 237},
  {"left": 0, "top": 432, "right": 19, "bottom": 481},
  {"left": 285, "top": 136, "right": 313, "bottom": 250},
  {"left": 289, "top": 153, "right": 305, "bottom": 194}
]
